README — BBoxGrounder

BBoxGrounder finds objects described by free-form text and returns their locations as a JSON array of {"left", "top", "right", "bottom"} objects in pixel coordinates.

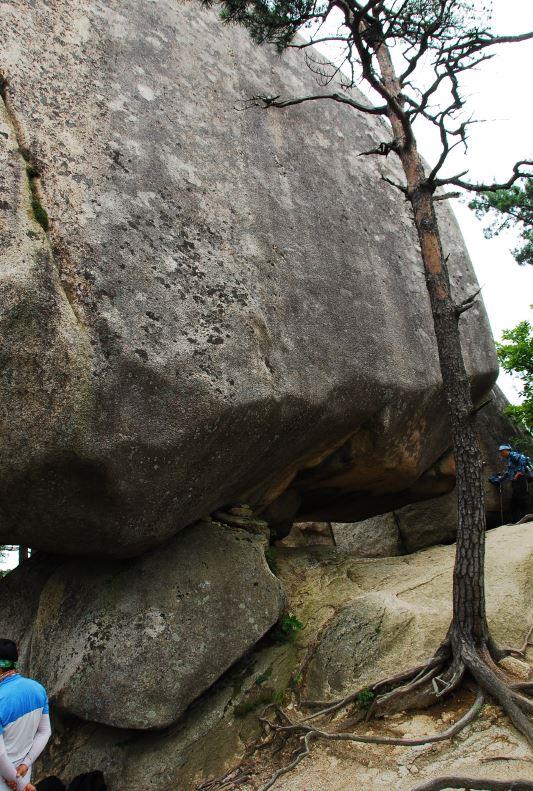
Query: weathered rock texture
[
  {"left": 287, "top": 385, "right": 525, "bottom": 554},
  {"left": 4, "top": 523, "right": 284, "bottom": 729},
  {"left": 394, "top": 490, "right": 457, "bottom": 553},
  {"left": 332, "top": 513, "right": 404, "bottom": 556},
  {"left": 0, "top": 553, "right": 63, "bottom": 667},
  {"left": 0, "top": 0, "right": 496, "bottom": 556},
  {"left": 32, "top": 524, "right": 532, "bottom": 790}
]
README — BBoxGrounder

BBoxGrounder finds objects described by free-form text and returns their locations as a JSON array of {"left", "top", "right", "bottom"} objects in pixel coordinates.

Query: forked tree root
[
  {"left": 409, "top": 778, "right": 533, "bottom": 791},
  {"left": 254, "top": 690, "right": 485, "bottom": 791},
  {"left": 502, "top": 625, "right": 533, "bottom": 659},
  {"left": 198, "top": 629, "right": 533, "bottom": 791}
]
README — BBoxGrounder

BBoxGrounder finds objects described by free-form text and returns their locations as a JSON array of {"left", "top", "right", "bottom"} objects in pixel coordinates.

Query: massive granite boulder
[
  {"left": 0, "top": 0, "right": 496, "bottom": 556},
  {"left": 2, "top": 523, "right": 284, "bottom": 730}
]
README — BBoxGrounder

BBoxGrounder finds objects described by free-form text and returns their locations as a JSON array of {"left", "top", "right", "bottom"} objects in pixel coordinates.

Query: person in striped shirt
[{"left": 0, "top": 640, "right": 51, "bottom": 791}]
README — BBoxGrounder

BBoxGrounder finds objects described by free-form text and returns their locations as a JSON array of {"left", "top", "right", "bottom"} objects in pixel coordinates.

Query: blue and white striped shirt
[{"left": 0, "top": 674, "right": 51, "bottom": 790}]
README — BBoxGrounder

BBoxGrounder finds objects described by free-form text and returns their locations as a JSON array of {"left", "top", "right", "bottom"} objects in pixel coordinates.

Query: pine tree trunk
[
  {"left": 406, "top": 175, "right": 488, "bottom": 650},
  {"left": 375, "top": 45, "right": 489, "bottom": 649}
]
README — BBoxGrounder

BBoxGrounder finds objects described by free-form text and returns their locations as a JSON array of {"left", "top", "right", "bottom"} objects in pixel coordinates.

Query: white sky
[{"left": 1, "top": 1, "right": 531, "bottom": 573}]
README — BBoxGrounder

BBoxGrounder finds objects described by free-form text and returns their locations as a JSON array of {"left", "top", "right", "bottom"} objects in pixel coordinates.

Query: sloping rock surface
[
  {"left": 0, "top": 0, "right": 496, "bottom": 556},
  {"left": 5, "top": 523, "right": 284, "bottom": 730},
  {"left": 33, "top": 524, "right": 532, "bottom": 790}
]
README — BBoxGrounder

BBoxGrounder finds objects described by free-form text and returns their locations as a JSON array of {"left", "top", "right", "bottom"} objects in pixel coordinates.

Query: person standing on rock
[
  {"left": 490, "top": 444, "right": 532, "bottom": 523},
  {"left": 0, "top": 640, "right": 51, "bottom": 791}
]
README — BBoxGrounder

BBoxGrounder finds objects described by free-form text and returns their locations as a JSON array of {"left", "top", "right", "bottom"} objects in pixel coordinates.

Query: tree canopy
[
  {"left": 497, "top": 317, "right": 533, "bottom": 438},
  {"left": 469, "top": 177, "right": 533, "bottom": 266}
]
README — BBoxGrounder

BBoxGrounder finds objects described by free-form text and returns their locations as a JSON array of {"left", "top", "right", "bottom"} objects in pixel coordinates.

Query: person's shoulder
[{"left": 19, "top": 675, "right": 48, "bottom": 699}]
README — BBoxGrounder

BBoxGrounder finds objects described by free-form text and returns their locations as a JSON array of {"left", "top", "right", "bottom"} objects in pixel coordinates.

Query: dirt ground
[{"left": 228, "top": 691, "right": 533, "bottom": 791}]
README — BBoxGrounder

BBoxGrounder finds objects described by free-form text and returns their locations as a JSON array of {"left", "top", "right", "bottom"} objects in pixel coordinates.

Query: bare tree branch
[
  {"left": 455, "top": 287, "right": 482, "bottom": 317},
  {"left": 433, "top": 191, "right": 460, "bottom": 201},
  {"left": 381, "top": 174, "right": 407, "bottom": 194},
  {"left": 243, "top": 92, "right": 388, "bottom": 114},
  {"left": 441, "top": 30, "right": 533, "bottom": 56},
  {"left": 435, "top": 160, "right": 533, "bottom": 192},
  {"left": 410, "top": 777, "right": 533, "bottom": 791},
  {"left": 288, "top": 36, "right": 351, "bottom": 49}
]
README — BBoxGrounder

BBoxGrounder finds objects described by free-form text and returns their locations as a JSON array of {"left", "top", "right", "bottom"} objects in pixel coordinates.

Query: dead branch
[
  {"left": 433, "top": 191, "right": 461, "bottom": 201},
  {"left": 358, "top": 140, "right": 399, "bottom": 157},
  {"left": 409, "top": 777, "right": 533, "bottom": 791},
  {"left": 257, "top": 732, "right": 315, "bottom": 791},
  {"left": 502, "top": 625, "right": 533, "bottom": 658},
  {"left": 481, "top": 755, "right": 533, "bottom": 764},
  {"left": 435, "top": 160, "right": 533, "bottom": 192},
  {"left": 455, "top": 287, "right": 481, "bottom": 317},
  {"left": 247, "top": 92, "right": 387, "bottom": 115},
  {"left": 381, "top": 175, "right": 408, "bottom": 194}
]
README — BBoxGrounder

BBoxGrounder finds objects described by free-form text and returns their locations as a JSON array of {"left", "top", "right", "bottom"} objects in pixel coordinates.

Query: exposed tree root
[
  {"left": 198, "top": 630, "right": 532, "bottom": 791},
  {"left": 481, "top": 755, "right": 533, "bottom": 764},
  {"left": 502, "top": 625, "right": 533, "bottom": 659},
  {"left": 259, "top": 632, "right": 533, "bottom": 791},
  {"left": 409, "top": 777, "right": 533, "bottom": 791}
]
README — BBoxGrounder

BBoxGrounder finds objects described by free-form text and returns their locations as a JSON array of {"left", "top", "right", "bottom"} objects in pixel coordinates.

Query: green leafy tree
[
  {"left": 199, "top": 0, "right": 533, "bottom": 773},
  {"left": 469, "top": 177, "right": 533, "bottom": 265},
  {"left": 497, "top": 318, "right": 533, "bottom": 437}
]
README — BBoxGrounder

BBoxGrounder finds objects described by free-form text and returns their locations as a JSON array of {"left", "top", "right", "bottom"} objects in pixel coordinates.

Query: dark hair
[{"left": 0, "top": 639, "right": 18, "bottom": 663}]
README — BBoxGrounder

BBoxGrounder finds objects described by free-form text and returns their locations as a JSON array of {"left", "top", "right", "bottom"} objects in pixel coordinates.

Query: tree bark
[
  {"left": 18, "top": 546, "right": 30, "bottom": 564},
  {"left": 375, "top": 44, "right": 489, "bottom": 649}
]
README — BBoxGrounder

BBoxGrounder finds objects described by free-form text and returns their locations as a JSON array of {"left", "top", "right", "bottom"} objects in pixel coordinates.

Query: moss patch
[{"left": 26, "top": 166, "right": 49, "bottom": 231}]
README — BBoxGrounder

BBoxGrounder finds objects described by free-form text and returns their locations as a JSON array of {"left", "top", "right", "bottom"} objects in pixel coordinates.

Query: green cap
[{"left": 0, "top": 659, "right": 17, "bottom": 670}]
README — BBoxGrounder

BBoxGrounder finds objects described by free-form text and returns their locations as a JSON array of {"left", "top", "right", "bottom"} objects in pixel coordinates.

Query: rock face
[
  {"left": 32, "top": 524, "right": 532, "bottom": 790},
  {"left": 0, "top": 553, "right": 63, "bottom": 668},
  {"left": 4, "top": 523, "right": 284, "bottom": 729},
  {"left": 0, "top": 0, "right": 496, "bottom": 556},
  {"left": 332, "top": 514, "right": 404, "bottom": 556},
  {"left": 394, "top": 490, "right": 457, "bottom": 553}
]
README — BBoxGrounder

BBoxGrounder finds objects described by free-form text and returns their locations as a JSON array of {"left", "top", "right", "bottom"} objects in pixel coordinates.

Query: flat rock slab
[
  {"left": 26, "top": 523, "right": 284, "bottom": 729},
  {"left": 332, "top": 513, "right": 404, "bottom": 556}
]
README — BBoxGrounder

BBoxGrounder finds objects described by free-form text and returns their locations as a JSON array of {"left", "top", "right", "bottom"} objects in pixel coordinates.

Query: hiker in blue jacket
[
  {"left": 0, "top": 640, "right": 51, "bottom": 791},
  {"left": 490, "top": 444, "right": 531, "bottom": 523}
]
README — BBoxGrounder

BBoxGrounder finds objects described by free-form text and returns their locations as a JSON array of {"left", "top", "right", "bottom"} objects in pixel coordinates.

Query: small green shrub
[
  {"left": 26, "top": 167, "right": 49, "bottom": 231},
  {"left": 356, "top": 688, "right": 375, "bottom": 708},
  {"left": 271, "top": 614, "right": 303, "bottom": 644},
  {"left": 254, "top": 666, "right": 273, "bottom": 686},
  {"left": 289, "top": 671, "right": 303, "bottom": 692}
]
